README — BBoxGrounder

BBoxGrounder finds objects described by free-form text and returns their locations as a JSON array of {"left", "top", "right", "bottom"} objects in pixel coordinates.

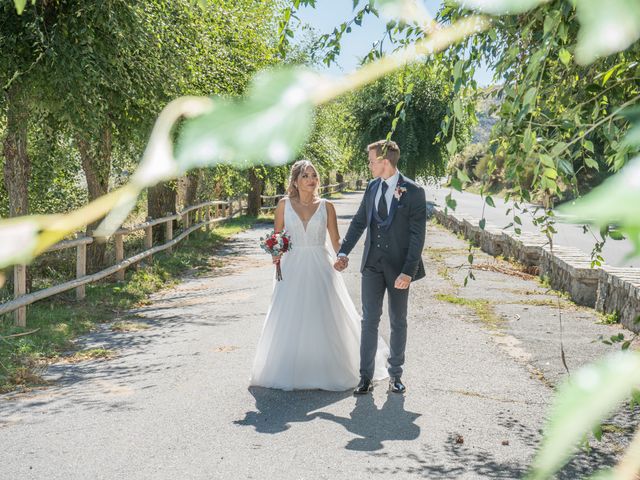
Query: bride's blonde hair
[{"left": 286, "top": 160, "right": 321, "bottom": 199}]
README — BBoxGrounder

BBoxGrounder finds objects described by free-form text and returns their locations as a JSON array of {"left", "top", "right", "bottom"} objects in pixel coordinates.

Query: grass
[
  {"left": 598, "top": 310, "right": 621, "bottom": 325},
  {"left": 0, "top": 215, "right": 261, "bottom": 393},
  {"left": 435, "top": 293, "right": 503, "bottom": 329}
]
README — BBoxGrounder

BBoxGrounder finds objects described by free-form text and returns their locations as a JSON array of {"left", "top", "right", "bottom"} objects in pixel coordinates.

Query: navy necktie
[{"left": 378, "top": 181, "right": 388, "bottom": 220}]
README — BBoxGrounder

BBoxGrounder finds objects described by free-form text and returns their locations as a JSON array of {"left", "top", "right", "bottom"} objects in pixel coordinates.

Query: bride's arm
[
  {"left": 274, "top": 198, "right": 285, "bottom": 233},
  {"left": 326, "top": 201, "right": 341, "bottom": 254}
]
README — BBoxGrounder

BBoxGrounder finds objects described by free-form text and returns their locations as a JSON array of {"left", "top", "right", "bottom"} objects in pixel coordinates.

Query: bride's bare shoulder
[{"left": 324, "top": 199, "right": 336, "bottom": 214}]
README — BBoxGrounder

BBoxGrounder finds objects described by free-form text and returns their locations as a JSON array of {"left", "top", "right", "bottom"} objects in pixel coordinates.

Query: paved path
[
  {"left": 423, "top": 183, "right": 638, "bottom": 268},
  {"left": 0, "top": 192, "right": 635, "bottom": 479}
]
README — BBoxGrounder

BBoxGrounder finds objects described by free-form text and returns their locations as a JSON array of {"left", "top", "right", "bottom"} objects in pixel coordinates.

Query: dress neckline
[{"left": 288, "top": 198, "right": 322, "bottom": 232}]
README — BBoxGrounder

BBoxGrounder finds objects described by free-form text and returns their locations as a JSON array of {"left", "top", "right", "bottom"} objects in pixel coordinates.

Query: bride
[{"left": 250, "top": 160, "right": 388, "bottom": 391}]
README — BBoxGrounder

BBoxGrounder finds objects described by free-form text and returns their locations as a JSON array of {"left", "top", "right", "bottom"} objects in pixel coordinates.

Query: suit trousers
[{"left": 360, "top": 247, "right": 409, "bottom": 379}]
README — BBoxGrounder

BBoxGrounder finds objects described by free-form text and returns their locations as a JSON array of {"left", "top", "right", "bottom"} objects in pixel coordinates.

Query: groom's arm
[
  {"left": 338, "top": 182, "right": 371, "bottom": 256},
  {"left": 401, "top": 186, "right": 427, "bottom": 278}
]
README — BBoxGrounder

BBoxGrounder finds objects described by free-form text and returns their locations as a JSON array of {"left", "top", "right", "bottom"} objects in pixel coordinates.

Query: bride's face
[{"left": 297, "top": 166, "right": 319, "bottom": 194}]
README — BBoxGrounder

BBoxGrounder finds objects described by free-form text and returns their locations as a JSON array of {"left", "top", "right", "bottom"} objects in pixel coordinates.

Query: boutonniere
[{"left": 394, "top": 185, "right": 407, "bottom": 200}]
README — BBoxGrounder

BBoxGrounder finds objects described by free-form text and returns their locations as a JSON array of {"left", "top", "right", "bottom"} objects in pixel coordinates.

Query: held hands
[
  {"left": 394, "top": 273, "right": 411, "bottom": 289},
  {"left": 333, "top": 256, "right": 349, "bottom": 272},
  {"left": 272, "top": 254, "right": 282, "bottom": 265}
]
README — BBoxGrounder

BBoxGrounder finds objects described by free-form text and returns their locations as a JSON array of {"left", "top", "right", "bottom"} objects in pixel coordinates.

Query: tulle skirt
[{"left": 250, "top": 245, "right": 389, "bottom": 391}]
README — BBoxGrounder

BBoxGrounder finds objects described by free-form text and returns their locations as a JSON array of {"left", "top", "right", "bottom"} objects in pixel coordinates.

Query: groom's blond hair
[{"left": 367, "top": 140, "right": 400, "bottom": 167}]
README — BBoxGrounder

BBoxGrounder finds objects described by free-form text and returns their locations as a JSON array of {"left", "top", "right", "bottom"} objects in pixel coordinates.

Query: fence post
[
  {"left": 144, "top": 218, "right": 153, "bottom": 263},
  {"left": 76, "top": 236, "right": 87, "bottom": 301},
  {"left": 205, "top": 206, "right": 211, "bottom": 232},
  {"left": 13, "top": 264, "right": 27, "bottom": 327},
  {"left": 182, "top": 211, "right": 190, "bottom": 240},
  {"left": 115, "top": 233, "right": 125, "bottom": 281},
  {"left": 165, "top": 216, "right": 174, "bottom": 253},
  {"left": 227, "top": 199, "right": 233, "bottom": 218}
]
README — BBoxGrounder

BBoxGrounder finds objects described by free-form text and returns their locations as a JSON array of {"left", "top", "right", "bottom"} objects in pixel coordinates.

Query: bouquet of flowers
[{"left": 259, "top": 230, "right": 292, "bottom": 281}]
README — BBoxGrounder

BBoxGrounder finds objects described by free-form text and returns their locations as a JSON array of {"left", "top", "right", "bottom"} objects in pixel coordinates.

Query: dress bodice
[{"left": 284, "top": 198, "right": 327, "bottom": 248}]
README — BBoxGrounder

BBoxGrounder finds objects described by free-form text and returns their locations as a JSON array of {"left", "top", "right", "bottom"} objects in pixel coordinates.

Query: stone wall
[{"left": 432, "top": 206, "right": 640, "bottom": 333}]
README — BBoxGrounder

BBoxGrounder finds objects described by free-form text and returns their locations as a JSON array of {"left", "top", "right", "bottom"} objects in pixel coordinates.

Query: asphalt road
[
  {"left": 0, "top": 191, "right": 634, "bottom": 480},
  {"left": 423, "top": 182, "right": 638, "bottom": 268}
]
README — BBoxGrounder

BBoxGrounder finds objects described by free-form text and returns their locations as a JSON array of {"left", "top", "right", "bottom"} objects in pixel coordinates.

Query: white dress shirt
[
  {"left": 337, "top": 171, "right": 400, "bottom": 258},
  {"left": 374, "top": 171, "right": 400, "bottom": 215}
]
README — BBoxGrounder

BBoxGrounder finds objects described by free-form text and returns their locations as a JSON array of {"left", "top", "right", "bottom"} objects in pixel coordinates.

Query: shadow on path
[
  {"left": 234, "top": 386, "right": 351, "bottom": 434},
  {"left": 315, "top": 394, "right": 421, "bottom": 451}
]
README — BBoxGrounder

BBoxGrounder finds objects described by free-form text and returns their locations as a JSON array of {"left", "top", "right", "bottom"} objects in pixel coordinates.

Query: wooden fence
[
  {"left": 260, "top": 182, "right": 348, "bottom": 210},
  {"left": 2, "top": 197, "right": 246, "bottom": 327}
]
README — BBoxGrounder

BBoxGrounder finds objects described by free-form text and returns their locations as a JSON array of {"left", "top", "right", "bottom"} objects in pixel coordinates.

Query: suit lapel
[
  {"left": 366, "top": 178, "right": 381, "bottom": 225},
  {"left": 385, "top": 173, "right": 404, "bottom": 228}
]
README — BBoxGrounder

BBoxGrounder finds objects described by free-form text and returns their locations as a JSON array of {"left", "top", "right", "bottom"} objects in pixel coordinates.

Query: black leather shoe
[
  {"left": 389, "top": 376, "right": 406, "bottom": 394},
  {"left": 353, "top": 377, "right": 373, "bottom": 395}
]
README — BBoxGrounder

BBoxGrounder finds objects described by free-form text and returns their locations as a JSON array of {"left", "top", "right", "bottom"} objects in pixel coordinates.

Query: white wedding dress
[{"left": 250, "top": 198, "right": 389, "bottom": 391}]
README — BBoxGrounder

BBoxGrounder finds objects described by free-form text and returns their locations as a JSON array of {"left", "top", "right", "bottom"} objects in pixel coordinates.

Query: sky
[{"left": 295, "top": 0, "right": 494, "bottom": 86}]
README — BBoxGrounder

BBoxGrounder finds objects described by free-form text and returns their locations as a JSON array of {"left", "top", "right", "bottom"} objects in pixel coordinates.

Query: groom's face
[{"left": 368, "top": 150, "right": 385, "bottom": 178}]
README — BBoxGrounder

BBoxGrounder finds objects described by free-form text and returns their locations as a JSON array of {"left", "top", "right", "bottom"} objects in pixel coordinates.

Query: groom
[{"left": 335, "top": 140, "right": 427, "bottom": 395}]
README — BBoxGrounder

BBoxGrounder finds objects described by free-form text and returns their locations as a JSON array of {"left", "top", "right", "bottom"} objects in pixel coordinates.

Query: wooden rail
[
  {"left": 259, "top": 182, "right": 350, "bottom": 210},
  {"left": 4, "top": 197, "right": 245, "bottom": 326}
]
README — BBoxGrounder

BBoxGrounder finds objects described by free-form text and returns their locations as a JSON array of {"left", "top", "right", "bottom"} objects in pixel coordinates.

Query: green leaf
[
  {"left": 457, "top": 168, "right": 471, "bottom": 183},
  {"left": 479, "top": 218, "right": 486, "bottom": 230},
  {"left": 540, "top": 154, "right": 555, "bottom": 169},
  {"left": 450, "top": 176, "right": 463, "bottom": 192},
  {"left": 559, "top": 48, "right": 572, "bottom": 66},
  {"left": 592, "top": 424, "right": 603, "bottom": 441},
  {"left": 523, "top": 87, "right": 537, "bottom": 107},
  {"left": 176, "top": 68, "right": 315, "bottom": 172},
  {"left": 453, "top": 99, "right": 464, "bottom": 121},
  {"left": 454, "top": 59, "right": 464, "bottom": 81},
  {"left": 575, "top": 0, "right": 640, "bottom": 65},
  {"left": 585, "top": 157, "right": 600, "bottom": 171},
  {"left": 13, "top": 0, "right": 27, "bottom": 14},
  {"left": 485, "top": 195, "right": 495, "bottom": 207},
  {"left": 447, "top": 137, "right": 458, "bottom": 156},
  {"left": 583, "top": 140, "right": 594, "bottom": 153},
  {"left": 453, "top": 0, "right": 544, "bottom": 15},
  {"left": 528, "top": 352, "right": 640, "bottom": 479},
  {"left": 523, "top": 126, "right": 534, "bottom": 153},
  {"left": 601, "top": 64, "right": 620, "bottom": 85},
  {"left": 446, "top": 194, "right": 457, "bottom": 210},
  {"left": 551, "top": 142, "right": 567, "bottom": 157}
]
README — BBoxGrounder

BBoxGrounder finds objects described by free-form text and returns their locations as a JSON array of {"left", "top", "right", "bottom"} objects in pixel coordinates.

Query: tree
[
  {"left": 344, "top": 61, "right": 470, "bottom": 179},
  {"left": 438, "top": 1, "right": 640, "bottom": 206}
]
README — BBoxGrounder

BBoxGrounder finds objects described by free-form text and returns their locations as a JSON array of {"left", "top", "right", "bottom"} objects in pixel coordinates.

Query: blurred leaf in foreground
[
  {"left": 557, "top": 155, "right": 640, "bottom": 254},
  {"left": 528, "top": 352, "right": 640, "bottom": 479},
  {"left": 575, "top": 0, "right": 640, "bottom": 64}
]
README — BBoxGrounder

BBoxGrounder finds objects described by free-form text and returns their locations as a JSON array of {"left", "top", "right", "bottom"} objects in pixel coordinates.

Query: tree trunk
[
  {"left": 3, "top": 84, "right": 32, "bottom": 293},
  {"left": 2, "top": 84, "right": 31, "bottom": 218},
  {"left": 184, "top": 170, "right": 199, "bottom": 207},
  {"left": 148, "top": 181, "right": 177, "bottom": 243},
  {"left": 77, "top": 124, "right": 112, "bottom": 272},
  {"left": 336, "top": 172, "right": 344, "bottom": 185},
  {"left": 247, "top": 168, "right": 263, "bottom": 217}
]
